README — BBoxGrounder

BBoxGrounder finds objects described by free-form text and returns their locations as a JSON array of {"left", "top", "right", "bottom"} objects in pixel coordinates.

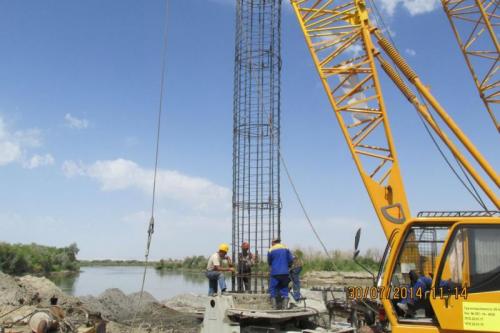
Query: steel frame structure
[
  {"left": 291, "top": 0, "right": 499, "bottom": 233},
  {"left": 290, "top": 0, "right": 411, "bottom": 238},
  {"left": 232, "top": 0, "right": 282, "bottom": 293},
  {"left": 441, "top": 0, "right": 500, "bottom": 132},
  {"left": 290, "top": 1, "right": 499, "bottom": 331}
]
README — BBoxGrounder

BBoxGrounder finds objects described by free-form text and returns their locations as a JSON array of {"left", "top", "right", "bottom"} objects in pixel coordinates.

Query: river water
[{"left": 48, "top": 266, "right": 207, "bottom": 301}]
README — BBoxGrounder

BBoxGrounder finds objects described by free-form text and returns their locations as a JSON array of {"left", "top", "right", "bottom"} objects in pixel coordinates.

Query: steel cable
[
  {"left": 267, "top": 116, "right": 339, "bottom": 271},
  {"left": 130, "top": 1, "right": 170, "bottom": 331},
  {"left": 368, "top": 0, "right": 491, "bottom": 211}
]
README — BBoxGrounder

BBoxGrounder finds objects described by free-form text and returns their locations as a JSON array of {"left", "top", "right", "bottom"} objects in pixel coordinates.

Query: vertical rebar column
[{"left": 232, "top": 0, "right": 282, "bottom": 293}]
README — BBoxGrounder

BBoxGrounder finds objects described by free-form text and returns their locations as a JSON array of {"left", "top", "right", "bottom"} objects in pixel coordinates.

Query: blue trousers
[
  {"left": 205, "top": 271, "right": 227, "bottom": 295},
  {"left": 290, "top": 267, "right": 302, "bottom": 301},
  {"left": 269, "top": 274, "right": 290, "bottom": 298}
]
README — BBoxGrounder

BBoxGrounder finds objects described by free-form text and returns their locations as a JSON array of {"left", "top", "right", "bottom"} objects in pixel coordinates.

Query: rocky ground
[{"left": 0, "top": 271, "right": 372, "bottom": 333}]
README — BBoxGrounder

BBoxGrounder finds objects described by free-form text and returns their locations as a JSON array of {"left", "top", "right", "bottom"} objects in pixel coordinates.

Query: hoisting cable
[
  {"left": 368, "top": 0, "right": 491, "bottom": 211},
  {"left": 267, "top": 115, "right": 339, "bottom": 271},
  {"left": 416, "top": 112, "right": 489, "bottom": 211},
  {"left": 453, "top": 153, "right": 489, "bottom": 209},
  {"left": 130, "top": 0, "right": 170, "bottom": 331}
]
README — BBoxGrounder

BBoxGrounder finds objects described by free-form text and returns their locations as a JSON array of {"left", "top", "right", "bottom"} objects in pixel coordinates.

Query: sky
[{"left": 0, "top": 0, "right": 498, "bottom": 260}]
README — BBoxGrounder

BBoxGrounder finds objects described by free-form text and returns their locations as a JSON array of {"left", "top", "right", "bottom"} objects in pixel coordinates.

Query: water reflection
[
  {"left": 48, "top": 266, "right": 207, "bottom": 300},
  {"left": 48, "top": 272, "right": 79, "bottom": 295},
  {"left": 156, "top": 269, "right": 206, "bottom": 284}
]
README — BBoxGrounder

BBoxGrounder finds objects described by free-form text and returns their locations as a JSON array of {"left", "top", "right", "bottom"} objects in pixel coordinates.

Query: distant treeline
[
  {"left": 155, "top": 249, "right": 380, "bottom": 273},
  {"left": 155, "top": 256, "right": 207, "bottom": 271},
  {"left": 79, "top": 259, "right": 156, "bottom": 267},
  {"left": 0, "top": 242, "right": 79, "bottom": 275}
]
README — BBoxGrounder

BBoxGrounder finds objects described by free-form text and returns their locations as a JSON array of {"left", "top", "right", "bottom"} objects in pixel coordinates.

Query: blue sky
[{"left": 0, "top": 0, "right": 498, "bottom": 260}]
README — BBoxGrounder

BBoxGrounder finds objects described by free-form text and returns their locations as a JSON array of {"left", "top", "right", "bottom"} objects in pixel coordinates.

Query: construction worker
[
  {"left": 290, "top": 250, "right": 303, "bottom": 302},
  {"left": 237, "top": 241, "right": 255, "bottom": 292},
  {"left": 397, "top": 270, "right": 432, "bottom": 317},
  {"left": 206, "top": 243, "right": 234, "bottom": 296},
  {"left": 267, "top": 238, "right": 293, "bottom": 310}
]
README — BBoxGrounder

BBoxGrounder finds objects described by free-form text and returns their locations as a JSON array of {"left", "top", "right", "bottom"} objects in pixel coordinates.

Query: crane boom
[
  {"left": 291, "top": 2, "right": 499, "bottom": 331},
  {"left": 292, "top": 0, "right": 499, "bottom": 225},
  {"left": 441, "top": 0, "right": 500, "bottom": 132},
  {"left": 290, "top": 0, "right": 410, "bottom": 239}
]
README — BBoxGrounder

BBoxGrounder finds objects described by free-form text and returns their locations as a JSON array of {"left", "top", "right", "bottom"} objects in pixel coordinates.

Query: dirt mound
[
  {"left": 0, "top": 271, "right": 201, "bottom": 333},
  {"left": 302, "top": 271, "right": 373, "bottom": 288},
  {"left": 0, "top": 273, "right": 79, "bottom": 307},
  {"left": 0, "top": 272, "right": 25, "bottom": 305},
  {"left": 18, "top": 275, "right": 79, "bottom": 306},
  {"left": 80, "top": 289, "right": 159, "bottom": 322},
  {"left": 163, "top": 293, "right": 208, "bottom": 313},
  {"left": 79, "top": 288, "right": 200, "bottom": 333}
]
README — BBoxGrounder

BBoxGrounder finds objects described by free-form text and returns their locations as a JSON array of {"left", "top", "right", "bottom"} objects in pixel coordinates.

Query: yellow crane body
[
  {"left": 290, "top": 0, "right": 411, "bottom": 239},
  {"left": 441, "top": 0, "right": 500, "bottom": 132},
  {"left": 290, "top": 0, "right": 500, "bottom": 332},
  {"left": 379, "top": 216, "right": 500, "bottom": 332}
]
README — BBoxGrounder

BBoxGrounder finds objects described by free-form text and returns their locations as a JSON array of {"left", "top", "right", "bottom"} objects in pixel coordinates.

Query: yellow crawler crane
[
  {"left": 290, "top": 0, "right": 500, "bottom": 332},
  {"left": 441, "top": 0, "right": 500, "bottom": 132}
]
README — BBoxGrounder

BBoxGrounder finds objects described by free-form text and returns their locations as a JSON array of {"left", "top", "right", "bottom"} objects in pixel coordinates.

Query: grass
[{"left": 154, "top": 248, "right": 381, "bottom": 273}]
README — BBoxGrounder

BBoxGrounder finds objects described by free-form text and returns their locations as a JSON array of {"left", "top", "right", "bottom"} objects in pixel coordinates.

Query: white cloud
[
  {"left": 405, "top": 48, "right": 417, "bottom": 56},
  {"left": 64, "top": 113, "right": 89, "bottom": 129},
  {"left": 0, "top": 140, "right": 22, "bottom": 165},
  {"left": 23, "top": 154, "right": 55, "bottom": 169},
  {"left": 62, "top": 158, "right": 231, "bottom": 212},
  {"left": 382, "top": 26, "right": 397, "bottom": 38},
  {"left": 347, "top": 44, "right": 363, "bottom": 57},
  {"left": 0, "top": 116, "right": 51, "bottom": 167},
  {"left": 380, "top": 0, "right": 440, "bottom": 16},
  {"left": 13, "top": 129, "right": 42, "bottom": 147},
  {"left": 380, "top": 0, "right": 400, "bottom": 16},
  {"left": 62, "top": 160, "right": 86, "bottom": 177}
]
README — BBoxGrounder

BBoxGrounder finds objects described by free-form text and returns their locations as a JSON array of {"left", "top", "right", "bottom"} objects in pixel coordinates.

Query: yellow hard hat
[{"left": 218, "top": 243, "right": 229, "bottom": 253}]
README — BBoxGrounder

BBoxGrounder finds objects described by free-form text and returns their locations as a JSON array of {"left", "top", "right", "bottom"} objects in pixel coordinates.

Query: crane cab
[{"left": 357, "top": 212, "right": 500, "bottom": 332}]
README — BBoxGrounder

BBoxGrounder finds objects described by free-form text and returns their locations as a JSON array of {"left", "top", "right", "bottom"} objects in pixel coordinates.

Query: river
[{"left": 48, "top": 266, "right": 207, "bottom": 301}]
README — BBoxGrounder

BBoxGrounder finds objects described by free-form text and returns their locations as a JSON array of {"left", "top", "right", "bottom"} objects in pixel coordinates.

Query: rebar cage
[{"left": 232, "top": 0, "right": 282, "bottom": 293}]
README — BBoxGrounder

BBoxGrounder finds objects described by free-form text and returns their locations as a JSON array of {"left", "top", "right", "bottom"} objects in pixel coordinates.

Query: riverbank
[
  {"left": 0, "top": 242, "right": 79, "bottom": 275},
  {"left": 0, "top": 272, "right": 200, "bottom": 333},
  {"left": 79, "top": 260, "right": 157, "bottom": 267}
]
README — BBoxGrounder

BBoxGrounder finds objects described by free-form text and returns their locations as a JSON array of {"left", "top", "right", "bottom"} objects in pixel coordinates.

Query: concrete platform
[{"left": 201, "top": 293, "right": 355, "bottom": 333}]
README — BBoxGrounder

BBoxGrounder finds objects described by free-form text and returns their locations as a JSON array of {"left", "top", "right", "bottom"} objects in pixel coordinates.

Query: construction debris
[
  {"left": 1, "top": 271, "right": 376, "bottom": 333},
  {"left": 0, "top": 274, "right": 199, "bottom": 333}
]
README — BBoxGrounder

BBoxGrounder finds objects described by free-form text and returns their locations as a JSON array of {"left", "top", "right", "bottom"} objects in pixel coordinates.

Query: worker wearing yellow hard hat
[
  {"left": 205, "top": 243, "right": 234, "bottom": 296},
  {"left": 219, "top": 243, "right": 229, "bottom": 253}
]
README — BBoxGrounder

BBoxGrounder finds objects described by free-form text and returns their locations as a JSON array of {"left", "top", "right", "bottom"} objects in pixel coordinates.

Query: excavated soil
[
  {"left": 0, "top": 273, "right": 200, "bottom": 333},
  {"left": 1, "top": 271, "right": 370, "bottom": 333}
]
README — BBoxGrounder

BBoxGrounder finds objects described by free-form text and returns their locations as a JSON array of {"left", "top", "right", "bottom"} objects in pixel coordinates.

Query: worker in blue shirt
[
  {"left": 397, "top": 270, "right": 432, "bottom": 316},
  {"left": 267, "top": 238, "right": 294, "bottom": 310}
]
